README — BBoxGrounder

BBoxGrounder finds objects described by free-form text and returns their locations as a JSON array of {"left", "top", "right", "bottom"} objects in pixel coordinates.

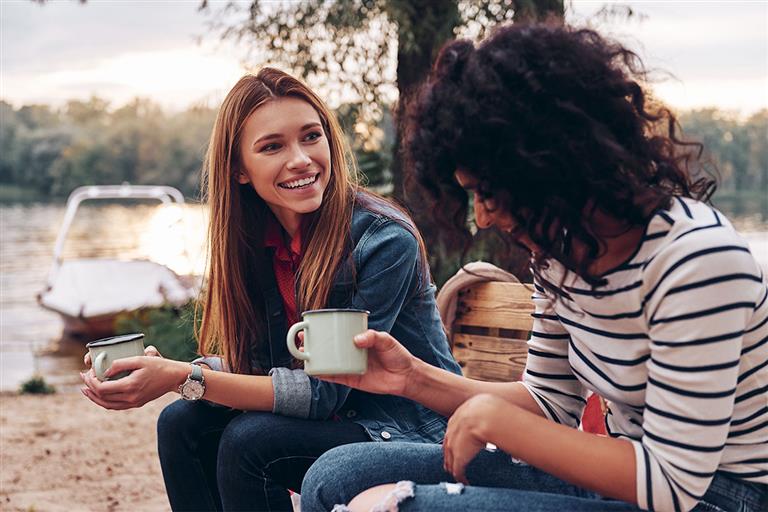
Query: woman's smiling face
[{"left": 237, "top": 97, "right": 331, "bottom": 236}]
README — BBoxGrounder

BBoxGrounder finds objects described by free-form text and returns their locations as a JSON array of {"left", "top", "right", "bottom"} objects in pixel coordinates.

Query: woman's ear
[{"left": 235, "top": 171, "right": 250, "bottom": 185}]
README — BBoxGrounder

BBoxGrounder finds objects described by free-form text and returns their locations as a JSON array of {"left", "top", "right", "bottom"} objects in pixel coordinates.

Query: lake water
[
  {"left": 1, "top": 201, "right": 766, "bottom": 392},
  {"left": 0, "top": 202, "right": 207, "bottom": 392}
]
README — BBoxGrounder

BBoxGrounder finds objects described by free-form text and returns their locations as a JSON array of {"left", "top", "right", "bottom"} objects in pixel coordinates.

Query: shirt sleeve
[
  {"left": 521, "top": 276, "right": 588, "bottom": 427},
  {"left": 632, "top": 230, "right": 761, "bottom": 512},
  {"left": 273, "top": 219, "right": 422, "bottom": 420}
]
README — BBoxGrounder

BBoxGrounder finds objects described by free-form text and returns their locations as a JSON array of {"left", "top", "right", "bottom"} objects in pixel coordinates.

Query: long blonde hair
[{"left": 198, "top": 68, "right": 359, "bottom": 374}]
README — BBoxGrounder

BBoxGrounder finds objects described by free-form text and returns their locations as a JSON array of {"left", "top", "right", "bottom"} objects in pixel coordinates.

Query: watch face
[{"left": 180, "top": 379, "right": 205, "bottom": 400}]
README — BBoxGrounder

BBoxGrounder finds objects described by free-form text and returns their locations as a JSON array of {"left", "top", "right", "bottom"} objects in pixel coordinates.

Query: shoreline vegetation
[{"left": 0, "top": 99, "right": 765, "bottom": 204}]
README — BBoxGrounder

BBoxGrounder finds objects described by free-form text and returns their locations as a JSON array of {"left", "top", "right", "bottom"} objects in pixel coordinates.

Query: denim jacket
[{"left": 201, "top": 194, "right": 461, "bottom": 444}]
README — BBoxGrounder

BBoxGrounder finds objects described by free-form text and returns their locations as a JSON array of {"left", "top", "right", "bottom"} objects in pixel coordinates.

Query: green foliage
[
  {"left": 0, "top": 99, "right": 216, "bottom": 201},
  {"left": 202, "top": 1, "right": 560, "bottom": 154},
  {"left": 114, "top": 302, "right": 199, "bottom": 362},
  {"left": 200, "top": 0, "right": 563, "bottom": 281},
  {"left": 678, "top": 109, "right": 768, "bottom": 195},
  {"left": 0, "top": 97, "right": 394, "bottom": 201},
  {"left": 19, "top": 375, "right": 56, "bottom": 395}
]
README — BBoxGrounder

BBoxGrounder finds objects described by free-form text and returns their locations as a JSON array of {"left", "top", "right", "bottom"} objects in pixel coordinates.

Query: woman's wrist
[
  {"left": 403, "top": 357, "right": 431, "bottom": 402},
  {"left": 169, "top": 360, "right": 194, "bottom": 394}
]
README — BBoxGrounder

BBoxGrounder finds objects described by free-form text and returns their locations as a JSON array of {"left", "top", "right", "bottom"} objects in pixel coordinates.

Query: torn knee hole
[{"left": 369, "top": 481, "right": 415, "bottom": 512}]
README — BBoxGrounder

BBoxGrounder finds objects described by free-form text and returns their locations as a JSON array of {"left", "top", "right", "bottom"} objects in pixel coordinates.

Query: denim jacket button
[
  {"left": 346, "top": 410, "right": 357, "bottom": 418},
  {"left": 380, "top": 431, "right": 391, "bottom": 440}
]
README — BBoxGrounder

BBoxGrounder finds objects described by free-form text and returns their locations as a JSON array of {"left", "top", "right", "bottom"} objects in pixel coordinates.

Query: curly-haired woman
[{"left": 300, "top": 23, "right": 768, "bottom": 512}]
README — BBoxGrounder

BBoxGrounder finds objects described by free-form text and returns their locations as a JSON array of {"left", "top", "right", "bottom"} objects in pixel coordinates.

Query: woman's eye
[
  {"left": 260, "top": 143, "right": 281, "bottom": 152},
  {"left": 304, "top": 131, "right": 322, "bottom": 142}
]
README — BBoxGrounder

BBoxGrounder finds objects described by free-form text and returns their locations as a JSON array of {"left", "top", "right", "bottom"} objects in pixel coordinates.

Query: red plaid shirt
[{"left": 264, "top": 216, "right": 304, "bottom": 327}]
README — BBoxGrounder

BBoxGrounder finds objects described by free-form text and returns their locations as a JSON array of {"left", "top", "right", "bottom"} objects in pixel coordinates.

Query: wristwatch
[{"left": 179, "top": 363, "right": 205, "bottom": 401}]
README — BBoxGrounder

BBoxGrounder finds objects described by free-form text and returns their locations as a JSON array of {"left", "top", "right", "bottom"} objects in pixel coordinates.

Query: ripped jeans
[{"left": 301, "top": 442, "right": 768, "bottom": 512}]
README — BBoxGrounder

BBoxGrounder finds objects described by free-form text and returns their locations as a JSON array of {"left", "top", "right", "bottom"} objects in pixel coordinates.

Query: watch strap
[{"left": 189, "top": 363, "right": 203, "bottom": 382}]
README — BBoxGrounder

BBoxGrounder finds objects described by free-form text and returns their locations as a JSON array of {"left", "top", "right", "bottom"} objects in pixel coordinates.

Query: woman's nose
[
  {"left": 287, "top": 146, "right": 312, "bottom": 169},
  {"left": 474, "top": 197, "right": 493, "bottom": 229}
]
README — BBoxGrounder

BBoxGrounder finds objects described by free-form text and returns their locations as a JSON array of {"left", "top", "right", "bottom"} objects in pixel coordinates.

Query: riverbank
[{"left": 0, "top": 391, "right": 175, "bottom": 511}]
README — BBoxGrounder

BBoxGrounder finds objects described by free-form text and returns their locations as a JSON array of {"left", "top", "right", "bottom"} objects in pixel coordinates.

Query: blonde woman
[{"left": 80, "top": 68, "right": 460, "bottom": 511}]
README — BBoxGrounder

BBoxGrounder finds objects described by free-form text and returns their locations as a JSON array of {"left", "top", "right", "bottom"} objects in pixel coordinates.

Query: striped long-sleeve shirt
[{"left": 521, "top": 197, "right": 768, "bottom": 512}]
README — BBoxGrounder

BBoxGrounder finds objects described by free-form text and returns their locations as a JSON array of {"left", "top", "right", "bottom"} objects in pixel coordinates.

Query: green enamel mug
[
  {"left": 86, "top": 333, "right": 145, "bottom": 381},
  {"left": 286, "top": 309, "right": 369, "bottom": 375}
]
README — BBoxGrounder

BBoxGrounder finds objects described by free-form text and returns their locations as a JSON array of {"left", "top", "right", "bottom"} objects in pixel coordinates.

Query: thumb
[
  {"left": 104, "top": 356, "right": 144, "bottom": 378},
  {"left": 144, "top": 345, "right": 163, "bottom": 358},
  {"left": 353, "top": 329, "right": 396, "bottom": 350}
]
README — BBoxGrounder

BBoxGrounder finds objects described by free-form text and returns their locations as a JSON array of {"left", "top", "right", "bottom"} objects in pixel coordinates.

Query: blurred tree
[
  {"left": 202, "top": 0, "right": 563, "bottom": 201},
  {"left": 202, "top": 0, "right": 563, "bottom": 283},
  {"left": 64, "top": 96, "right": 110, "bottom": 127},
  {"left": 0, "top": 98, "right": 216, "bottom": 200},
  {"left": 679, "top": 109, "right": 750, "bottom": 194},
  {"left": 0, "top": 101, "right": 19, "bottom": 183},
  {"left": 744, "top": 110, "right": 768, "bottom": 193}
]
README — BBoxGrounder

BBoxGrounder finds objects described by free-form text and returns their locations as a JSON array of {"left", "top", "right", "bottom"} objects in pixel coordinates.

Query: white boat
[{"left": 37, "top": 184, "right": 199, "bottom": 340}]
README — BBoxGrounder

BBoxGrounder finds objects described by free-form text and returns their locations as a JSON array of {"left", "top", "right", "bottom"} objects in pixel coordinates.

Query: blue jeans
[
  {"left": 301, "top": 442, "right": 768, "bottom": 512},
  {"left": 157, "top": 400, "right": 369, "bottom": 511}
]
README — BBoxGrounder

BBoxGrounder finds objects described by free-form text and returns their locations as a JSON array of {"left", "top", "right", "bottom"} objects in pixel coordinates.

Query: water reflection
[{"left": 1, "top": 203, "right": 206, "bottom": 392}]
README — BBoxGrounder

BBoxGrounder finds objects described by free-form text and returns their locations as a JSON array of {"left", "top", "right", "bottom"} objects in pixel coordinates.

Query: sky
[{"left": 1, "top": 0, "right": 766, "bottom": 115}]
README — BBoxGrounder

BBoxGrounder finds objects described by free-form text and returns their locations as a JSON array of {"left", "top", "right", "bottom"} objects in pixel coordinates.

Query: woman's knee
[
  {"left": 157, "top": 399, "right": 195, "bottom": 444},
  {"left": 157, "top": 399, "right": 236, "bottom": 451},
  {"left": 346, "top": 482, "right": 415, "bottom": 512},
  {"left": 301, "top": 443, "right": 403, "bottom": 512},
  {"left": 216, "top": 411, "right": 288, "bottom": 468}
]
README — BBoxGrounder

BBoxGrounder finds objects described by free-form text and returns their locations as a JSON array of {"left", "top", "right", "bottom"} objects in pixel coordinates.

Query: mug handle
[
  {"left": 94, "top": 352, "right": 108, "bottom": 380},
  {"left": 286, "top": 321, "right": 310, "bottom": 361}
]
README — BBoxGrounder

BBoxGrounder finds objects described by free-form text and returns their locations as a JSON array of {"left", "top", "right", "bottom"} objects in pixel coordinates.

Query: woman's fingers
[
  {"left": 83, "top": 352, "right": 91, "bottom": 367},
  {"left": 81, "top": 387, "right": 133, "bottom": 410},
  {"left": 352, "top": 329, "right": 394, "bottom": 349},
  {"left": 144, "top": 345, "right": 162, "bottom": 358},
  {"left": 102, "top": 356, "right": 144, "bottom": 379},
  {"left": 443, "top": 436, "right": 452, "bottom": 475}
]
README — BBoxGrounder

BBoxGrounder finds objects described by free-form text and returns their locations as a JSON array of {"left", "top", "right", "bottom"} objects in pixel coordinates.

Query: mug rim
[
  {"left": 86, "top": 333, "right": 145, "bottom": 348},
  {"left": 302, "top": 308, "right": 370, "bottom": 316}
]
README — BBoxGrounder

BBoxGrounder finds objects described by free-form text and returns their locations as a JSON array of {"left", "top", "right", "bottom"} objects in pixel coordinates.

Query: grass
[
  {"left": 0, "top": 184, "right": 45, "bottom": 203},
  {"left": 19, "top": 376, "right": 56, "bottom": 395},
  {"left": 114, "top": 301, "right": 199, "bottom": 362}
]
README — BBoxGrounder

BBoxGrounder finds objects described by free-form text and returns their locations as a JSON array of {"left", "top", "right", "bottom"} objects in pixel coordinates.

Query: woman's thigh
[
  {"left": 301, "top": 442, "right": 597, "bottom": 512},
  {"left": 217, "top": 412, "right": 369, "bottom": 492},
  {"left": 157, "top": 399, "right": 241, "bottom": 455},
  {"left": 391, "top": 483, "right": 640, "bottom": 512}
]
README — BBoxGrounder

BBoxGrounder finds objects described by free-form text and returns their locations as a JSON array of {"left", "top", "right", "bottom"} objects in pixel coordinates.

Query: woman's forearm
[
  {"left": 406, "top": 360, "right": 546, "bottom": 418},
  {"left": 169, "top": 364, "right": 275, "bottom": 411},
  {"left": 487, "top": 406, "right": 637, "bottom": 504}
]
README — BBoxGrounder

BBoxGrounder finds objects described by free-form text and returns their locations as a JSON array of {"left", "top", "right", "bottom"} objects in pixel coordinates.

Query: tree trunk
[
  {"left": 390, "top": 0, "right": 564, "bottom": 285},
  {"left": 390, "top": 0, "right": 460, "bottom": 203}
]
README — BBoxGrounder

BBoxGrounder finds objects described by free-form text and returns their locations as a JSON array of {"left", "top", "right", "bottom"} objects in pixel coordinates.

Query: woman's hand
[
  {"left": 317, "top": 329, "right": 417, "bottom": 397},
  {"left": 443, "top": 393, "right": 516, "bottom": 484},
  {"left": 83, "top": 345, "right": 163, "bottom": 368},
  {"left": 80, "top": 355, "right": 186, "bottom": 410}
]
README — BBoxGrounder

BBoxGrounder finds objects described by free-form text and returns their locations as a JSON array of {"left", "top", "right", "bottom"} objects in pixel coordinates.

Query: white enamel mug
[{"left": 286, "top": 309, "right": 369, "bottom": 375}]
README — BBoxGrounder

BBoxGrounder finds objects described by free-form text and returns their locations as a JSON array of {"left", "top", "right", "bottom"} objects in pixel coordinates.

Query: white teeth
[{"left": 280, "top": 174, "right": 318, "bottom": 189}]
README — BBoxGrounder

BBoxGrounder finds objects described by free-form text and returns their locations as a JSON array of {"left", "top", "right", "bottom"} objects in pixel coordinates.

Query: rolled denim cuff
[
  {"left": 192, "top": 355, "right": 226, "bottom": 372},
  {"left": 269, "top": 367, "right": 312, "bottom": 418}
]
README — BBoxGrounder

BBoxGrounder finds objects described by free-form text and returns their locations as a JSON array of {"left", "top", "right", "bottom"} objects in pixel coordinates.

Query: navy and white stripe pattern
[{"left": 521, "top": 197, "right": 768, "bottom": 512}]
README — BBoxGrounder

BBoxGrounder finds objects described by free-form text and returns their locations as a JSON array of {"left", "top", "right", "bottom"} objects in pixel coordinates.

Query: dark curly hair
[{"left": 404, "top": 22, "right": 715, "bottom": 286}]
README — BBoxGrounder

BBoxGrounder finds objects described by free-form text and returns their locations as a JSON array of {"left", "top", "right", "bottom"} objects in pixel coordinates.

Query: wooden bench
[
  {"left": 449, "top": 281, "right": 534, "bottom": 382},
  {"left": 447, "top": 280, "right": 606, "bottom": 433}
]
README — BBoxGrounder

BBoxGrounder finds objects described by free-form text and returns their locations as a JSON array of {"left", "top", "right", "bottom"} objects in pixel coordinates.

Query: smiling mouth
[{"left": 278, "top": 173, "right": 319, "bottom": 190}]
